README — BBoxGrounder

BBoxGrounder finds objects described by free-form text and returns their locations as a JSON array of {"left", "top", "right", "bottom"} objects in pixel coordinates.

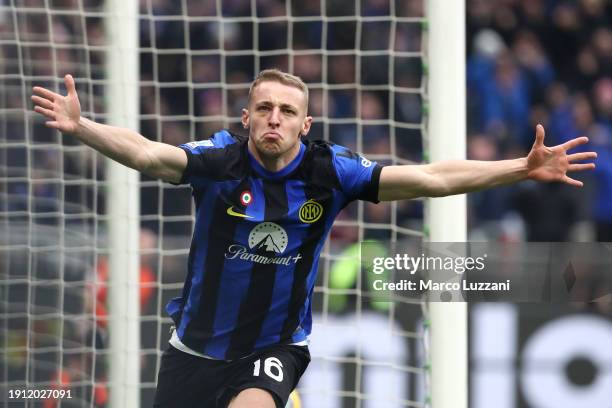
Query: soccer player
[{"left": 32, "top": 70, "right": 596, "bottom": 408}]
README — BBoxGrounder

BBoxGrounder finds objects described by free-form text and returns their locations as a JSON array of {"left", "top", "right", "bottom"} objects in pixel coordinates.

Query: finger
[
  {"left": 34, "top": 105, "right": 56, "bottom": 119},
  {"left": 563, "top": 176, "right": 583, "bottom": 187},
  {"left": 32, "top": 86, "right": 60, "bottom": 101},
  {"left": 65, "top": 74, "right": 77, "bottom": 96},
  {"left": 31, "top": 95, "right": 55, "bottom": 110},
  {"left": 534, "top": 124, "right": 545, "bottom": 148},
  {"left": 45, "top": 121, "right": 60, "bottom": 129},
  {"left": 569, "top": 163, "right": 596, "bottom": 172},
  {"left": 567, "top": 151, "right": 597, "bottom": 162},
  {"left": 561, "top": 136, "right": 589, "bottom": 151}
]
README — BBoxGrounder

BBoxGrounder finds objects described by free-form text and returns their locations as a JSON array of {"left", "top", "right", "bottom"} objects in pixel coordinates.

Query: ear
[
  {"left": 300, "top": 115, "right": 313, "bottom": 136},
  {"left": 241, "top": 108, "right": 249, "bottom": 129}
]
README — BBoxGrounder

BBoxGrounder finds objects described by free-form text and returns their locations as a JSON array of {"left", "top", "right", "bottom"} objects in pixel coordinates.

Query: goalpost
[
  {"left": 104, "top": 0, "right": 140, "bottom": 406},
  {"left": 426, "top": 1, "right": 468, "bottom": 408},
  {"left": 1, "top": 0, "right": 141, "bottom": 406},
  {"left": 1, "top": 1, "right": 466, "bottom": 407}
]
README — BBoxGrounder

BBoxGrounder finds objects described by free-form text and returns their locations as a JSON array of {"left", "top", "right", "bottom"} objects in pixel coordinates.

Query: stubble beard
[{"left": 256, "top": 139, "right": 283, "bottom": 159}]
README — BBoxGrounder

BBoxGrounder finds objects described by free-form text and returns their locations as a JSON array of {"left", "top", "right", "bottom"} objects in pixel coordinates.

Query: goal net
[{"left": 1, "top": 1, "right": 432, "bottom": 406}]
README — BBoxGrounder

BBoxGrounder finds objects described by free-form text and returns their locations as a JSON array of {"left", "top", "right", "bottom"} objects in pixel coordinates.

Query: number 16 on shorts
[{"left": 253, "top": 357, "right": 284, "bottom": 382}]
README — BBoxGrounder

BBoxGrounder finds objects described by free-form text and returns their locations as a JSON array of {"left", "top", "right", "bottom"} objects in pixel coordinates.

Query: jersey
[{"left": 166, "top": 130, "right": 382, "bottom": 360}]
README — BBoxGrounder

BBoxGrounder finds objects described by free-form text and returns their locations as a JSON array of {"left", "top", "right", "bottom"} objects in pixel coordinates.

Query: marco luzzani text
[{"left": 370, "top": 254, "right": 511, "bottom": 292}]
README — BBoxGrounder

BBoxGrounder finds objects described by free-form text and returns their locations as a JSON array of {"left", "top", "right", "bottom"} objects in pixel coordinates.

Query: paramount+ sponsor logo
[
  {"left": 299, "top": 200, "right": 323, "bottom": 223},
  {"left": 224, "top": 222, "right": 303, "bottom": 266}
]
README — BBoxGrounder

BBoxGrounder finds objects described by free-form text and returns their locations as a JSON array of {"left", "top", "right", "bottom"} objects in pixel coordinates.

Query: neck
[{"left": 248, "top": 140, "right": 301, "bottom": 172}]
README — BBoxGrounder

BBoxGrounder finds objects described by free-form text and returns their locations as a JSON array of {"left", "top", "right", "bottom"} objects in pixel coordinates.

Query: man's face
[{"left": 242, "top": 81, "right": 312, "bottom": 160}]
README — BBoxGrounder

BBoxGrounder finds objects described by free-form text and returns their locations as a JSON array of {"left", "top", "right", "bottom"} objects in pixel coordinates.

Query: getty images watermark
[
  {"left": 360, "top": 242, "right": 612, "bottom": 302},
  {"left": 371, "top": 252, "right": 511, "bottom": 292}
]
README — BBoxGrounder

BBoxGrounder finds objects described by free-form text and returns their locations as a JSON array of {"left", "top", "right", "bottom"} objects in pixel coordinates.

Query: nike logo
[{"left": 227, "top": 206, "right": 253, "bottom": 219}]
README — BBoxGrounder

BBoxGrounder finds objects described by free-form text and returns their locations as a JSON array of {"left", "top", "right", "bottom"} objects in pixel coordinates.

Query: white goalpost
[
  {"left": 1, "top": 1, "right": 467, "bottom": 407},
  {"left": 426, "top": 1, "right": 468, "bottom": 408},
  {"left": 104, "top": 0, "right": 140, "bottom": 406}
]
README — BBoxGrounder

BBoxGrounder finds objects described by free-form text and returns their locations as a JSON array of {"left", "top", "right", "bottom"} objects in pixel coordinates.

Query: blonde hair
[{"left": 248, "top": 69, "right": 309, "bottom": 110}]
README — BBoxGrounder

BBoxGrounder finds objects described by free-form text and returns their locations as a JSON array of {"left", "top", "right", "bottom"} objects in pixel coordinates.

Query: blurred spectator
[
  {"left": 511, "top": 29, "right": 554, "bottom": 104},
  {"left": 489, "top": 50, "right": 530, "bottom": 145},
  {"left": 593, "top": 147, "right": 612, "bottom": 241},
  {"left": 89, "top": 228, "right": 158, "bottom": 329},
  {"left": 593, "top": 77, "right": 612, "bottom": 125},
  {"left": 293, "top": 54, "right": 322, "bottom": 84},
  {"left": 512, "top": 181, "right": 580, "bottom": 241},
  {"left": 467, "top": 135, "right": 515, "bottom": 232}
]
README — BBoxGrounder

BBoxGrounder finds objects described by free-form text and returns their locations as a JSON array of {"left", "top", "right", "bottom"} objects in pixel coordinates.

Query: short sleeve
[
  {"left": 176, "top": 130, "right": 237, "bottom": 185},
  {"left": 331, "top": 145, "right": 382, "bottom": 203}
]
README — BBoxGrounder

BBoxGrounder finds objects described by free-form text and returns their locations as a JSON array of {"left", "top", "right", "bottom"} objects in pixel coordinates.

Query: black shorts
[{"left": 153, "top": 343, "right": 310, "bottom": 408}]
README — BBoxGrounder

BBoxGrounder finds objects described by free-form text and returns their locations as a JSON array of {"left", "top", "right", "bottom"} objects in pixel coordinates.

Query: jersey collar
[{"left": 248, "top": 141, "right": 305, "bottom": 179}]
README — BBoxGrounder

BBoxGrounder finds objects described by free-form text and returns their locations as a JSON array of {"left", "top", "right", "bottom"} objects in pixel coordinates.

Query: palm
[
  {"left": 32, "top": 74, "right": 81, "bottom": 134},
  {"left": 526, "top": 125, "right": 596, "bottom": 187},
  {"left": 55, "top": 93, "right": 80, "bottom": 132}
]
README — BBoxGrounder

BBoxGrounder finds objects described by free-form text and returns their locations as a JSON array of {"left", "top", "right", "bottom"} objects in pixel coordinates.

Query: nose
[{"left": 268, "top": 106, "right": 281, "bottom": 128}]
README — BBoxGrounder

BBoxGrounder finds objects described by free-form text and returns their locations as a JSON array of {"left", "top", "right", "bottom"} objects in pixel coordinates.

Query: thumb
[
  {"left": 64, "top": 74, "right": 77, "bottom": 96},
  {"left": 533, "top": 124, "right": 545, "bottom": 148}
]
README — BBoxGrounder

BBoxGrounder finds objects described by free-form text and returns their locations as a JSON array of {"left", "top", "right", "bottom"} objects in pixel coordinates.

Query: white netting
[
  {"left": 1, "top": 1, "right": 429, "bottom": 406},
  {"left": 1, "top": 2, "right": 110, "bottom": 407}
]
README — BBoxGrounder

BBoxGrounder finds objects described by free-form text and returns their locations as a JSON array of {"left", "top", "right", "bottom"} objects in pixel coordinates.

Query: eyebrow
[{"left": 255, "top": 101, "right": 298, "bottom": 111}]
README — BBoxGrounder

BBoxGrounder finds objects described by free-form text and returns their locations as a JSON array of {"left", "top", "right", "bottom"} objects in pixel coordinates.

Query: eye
[
  {"left": 255, "top": 103, "right": 272, "bottom": 112},
  {"left": 282, "top": 107, "right": 296, "bottom": 115}
]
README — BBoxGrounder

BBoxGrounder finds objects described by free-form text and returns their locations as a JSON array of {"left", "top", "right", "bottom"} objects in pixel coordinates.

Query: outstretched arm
[
  {"left": 378, "top": 125, "right": 597, "bottom": 201},
  {"left": 32, "top": 74, "right": 186, "bottom": 183}
]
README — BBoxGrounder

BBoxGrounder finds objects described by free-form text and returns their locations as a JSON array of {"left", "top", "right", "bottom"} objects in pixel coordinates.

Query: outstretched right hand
[{"left": 32, "top": 74, "right": 81, "bottom": 134}]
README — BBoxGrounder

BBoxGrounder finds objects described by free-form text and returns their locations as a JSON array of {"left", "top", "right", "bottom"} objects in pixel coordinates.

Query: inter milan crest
[
  {"left": 299, "top": 200, "right": 323, "bottom": 223},
  {"left": 240, "top": 190, "right": 252, "bottom": 206}
]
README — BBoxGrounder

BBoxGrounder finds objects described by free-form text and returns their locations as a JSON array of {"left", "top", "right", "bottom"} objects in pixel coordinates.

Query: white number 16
[{"left": 253, "top": 357, "right": 284, "bottom": 382}]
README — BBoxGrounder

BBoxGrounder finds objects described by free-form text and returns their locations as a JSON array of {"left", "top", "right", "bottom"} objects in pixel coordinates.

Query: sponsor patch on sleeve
[{"left": 186, "top": 140, "right": 214, "bottom": 148}]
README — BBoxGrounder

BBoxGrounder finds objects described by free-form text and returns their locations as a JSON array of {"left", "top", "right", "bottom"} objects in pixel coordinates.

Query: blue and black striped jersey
[{"left": 166, "top": 130, "right": 382, "bottom": 360}]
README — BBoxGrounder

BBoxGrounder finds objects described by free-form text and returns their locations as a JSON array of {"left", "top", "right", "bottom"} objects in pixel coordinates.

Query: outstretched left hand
[{"left": 526, "top": 124, "right": 597, "bottom": 187}]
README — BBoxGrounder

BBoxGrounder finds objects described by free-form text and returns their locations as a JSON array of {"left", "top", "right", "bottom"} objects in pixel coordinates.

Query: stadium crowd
[
  {"left": 134, "top": 0, "right": 612, "bottom": 242},
  {"left": 466, "top": 0, "right": 612, "bottom": 241},
  {"left": 134, "top": 0, "right": 612, "bottom": 244},
  {"left": 3, "top": 0, "right": 609, "bottom": 243}
]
